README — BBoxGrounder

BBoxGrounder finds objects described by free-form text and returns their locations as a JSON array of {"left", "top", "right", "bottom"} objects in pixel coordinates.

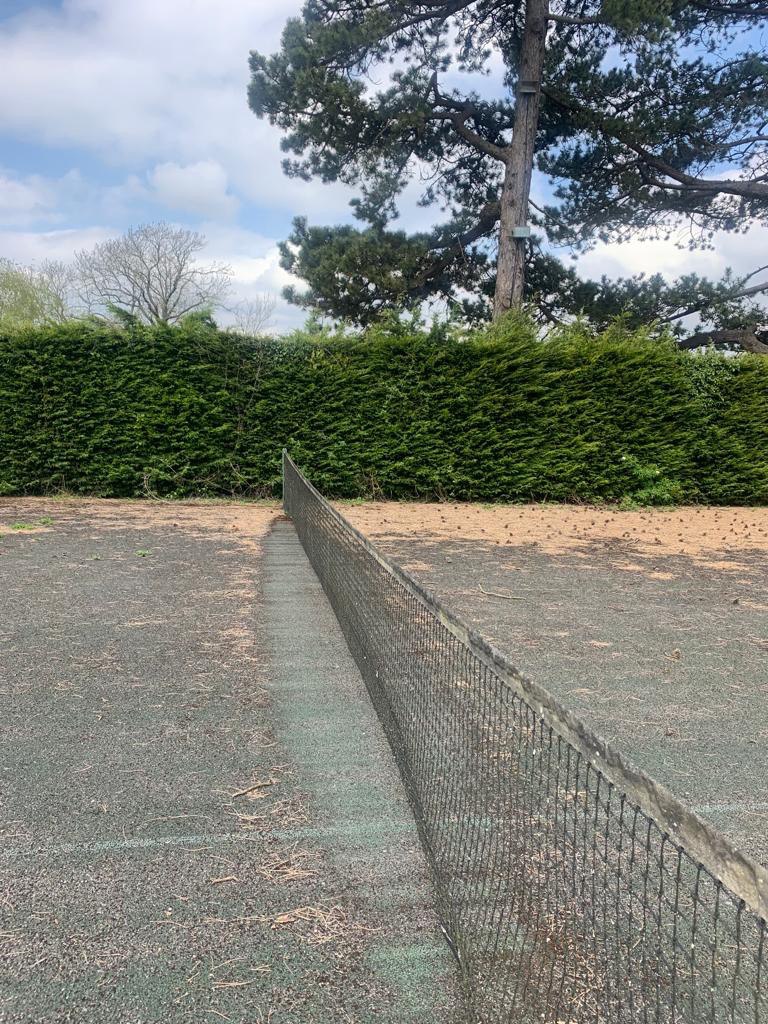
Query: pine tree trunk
[{"left": 493, "top": 0, "right": 549, "bottom": 320}]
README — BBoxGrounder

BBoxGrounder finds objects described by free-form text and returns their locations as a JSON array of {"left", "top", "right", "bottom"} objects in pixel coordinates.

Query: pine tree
[{"left": 250, "top": 1, "right": 768, "bottom": 337}]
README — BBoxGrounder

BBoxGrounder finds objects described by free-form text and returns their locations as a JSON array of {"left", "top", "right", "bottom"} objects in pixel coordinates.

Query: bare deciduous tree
[
  {"left": 229, "top": 294, "right": 277, "bottom": 337},
  {"left": 74, "top": 223, "right": 233, "bottom": 325}
]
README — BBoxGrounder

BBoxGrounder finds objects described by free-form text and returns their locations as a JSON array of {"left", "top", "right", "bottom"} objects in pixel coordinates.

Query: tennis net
[{"left": 283, "top": 451, "right": 767, "bottom": 1024}]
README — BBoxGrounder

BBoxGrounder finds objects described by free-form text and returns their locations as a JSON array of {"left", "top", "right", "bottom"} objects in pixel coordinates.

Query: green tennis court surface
[{"left": 0, "top": 501, "right": 457, "bottom": 1023}]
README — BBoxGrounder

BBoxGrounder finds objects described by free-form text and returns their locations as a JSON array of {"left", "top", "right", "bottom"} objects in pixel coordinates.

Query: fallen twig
[
  {"left": 231, "top": 779, "right": 276, "bottom": 800},
  {"left": 478, "top": 584, "right": 525, "bottom": 601}
]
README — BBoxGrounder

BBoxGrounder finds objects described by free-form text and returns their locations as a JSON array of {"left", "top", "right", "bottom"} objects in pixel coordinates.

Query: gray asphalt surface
[
  {"left": 0, "top": 503, "right": 458, "bottom": 1023},
  {"left": 362, "top": 532, "right": 768, "bottom": 867}
]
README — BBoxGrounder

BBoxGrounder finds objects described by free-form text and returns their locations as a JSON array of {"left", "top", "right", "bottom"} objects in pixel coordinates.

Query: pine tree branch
[
  {"left": 447, "top": 113, "right": 509, "bottom": 161},
  {"left": 623, "top": 144, "right": 768, "bottom": 200},
  {"left": 547, "top": 14, "right": 603, "bottom": 25},
  {"left": 543, "top": 86, "right": 768, "bottom": 200},
  {"left": 429, "top": 77, "right": 509, "bottom": 161},
  {"left": 433, "top": 202, "right": 502, "bottom": 255},
  {"left": 689, "top": 1, "right": 768, "bottom": 17},
  {"left": 412, "top": 202, "right": 502, "bottom": 288},
  {"left": 377, "top": 0, "right": 477, "bottom": 34},
  {"left": 661, "top": 267, "right": 768, "bottom": 324},
  {"left": 678, "top": 328, "right": 768, "bottom": 353}
]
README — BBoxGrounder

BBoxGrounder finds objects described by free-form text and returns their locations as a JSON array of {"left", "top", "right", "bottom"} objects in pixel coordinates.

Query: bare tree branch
[{"left": 228, "top": 295, "right": 277, "bottom": 336}]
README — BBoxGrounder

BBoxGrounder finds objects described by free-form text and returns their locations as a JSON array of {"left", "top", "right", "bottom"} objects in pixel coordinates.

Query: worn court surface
[
  {"left": 3, "top": 495, "right": 767, "bottom": 1023},
  {"left": 0, "top": 500, "right": 457, "bottom": 1023},
  {"left": 343, "top": 502, "right": 768, "bottom": 868}
]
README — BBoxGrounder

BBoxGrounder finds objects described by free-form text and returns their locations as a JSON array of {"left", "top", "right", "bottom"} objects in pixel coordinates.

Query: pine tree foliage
[{"left": 249, "top": 1, "right": 768, "bottom": 339}]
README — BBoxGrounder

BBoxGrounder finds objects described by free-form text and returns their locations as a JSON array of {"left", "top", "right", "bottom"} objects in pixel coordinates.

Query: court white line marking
[
  {"left": 0, "top": 821, "right": 417, "bottom": 860},
  {"left": 1, "top": 832, "right": 255, "bottom": 859},
  {"left": 692, "top": 803, "right": 768, "bottom": 814}
]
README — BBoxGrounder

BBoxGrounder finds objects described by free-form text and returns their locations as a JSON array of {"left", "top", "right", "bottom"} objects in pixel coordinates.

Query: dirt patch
[
  {"left": 340, "top": 501, "right": 768, "bottom": 577},
  {"left": 0, "top": 497, "right": 279, "bottom": 550}
]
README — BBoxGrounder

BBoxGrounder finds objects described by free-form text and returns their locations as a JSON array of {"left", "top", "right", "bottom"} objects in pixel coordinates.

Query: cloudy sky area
[{"left": 0, "top": 0, "right": 764, "bottom": 330}]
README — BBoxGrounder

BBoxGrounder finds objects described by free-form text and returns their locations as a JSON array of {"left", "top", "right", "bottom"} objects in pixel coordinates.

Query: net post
[{"left": 281, "top": 448, "right": 288, "bottom": 513}]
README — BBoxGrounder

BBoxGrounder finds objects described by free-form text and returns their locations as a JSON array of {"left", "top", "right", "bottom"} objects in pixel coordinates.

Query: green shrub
[
  {"left": 0, "top": 317, "right": 766, "bottom": 504},
  {"left": 617, "top": 456, "right": 685, "bottom": 508}
]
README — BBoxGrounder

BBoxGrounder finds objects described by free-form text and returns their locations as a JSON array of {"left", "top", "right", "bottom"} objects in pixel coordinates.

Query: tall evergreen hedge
[{"left": 1, "top": 317, "right": 766, "bottom": 503}]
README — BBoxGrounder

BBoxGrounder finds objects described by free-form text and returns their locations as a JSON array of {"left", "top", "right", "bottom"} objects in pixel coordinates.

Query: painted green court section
[{"left": 261, "top": 520, "right": 458, "bottom": 1020}]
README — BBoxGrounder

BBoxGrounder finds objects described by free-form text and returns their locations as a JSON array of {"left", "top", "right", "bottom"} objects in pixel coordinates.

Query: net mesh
[{"left": 283, "top": 453, "right": 768, "bottom": 1024}]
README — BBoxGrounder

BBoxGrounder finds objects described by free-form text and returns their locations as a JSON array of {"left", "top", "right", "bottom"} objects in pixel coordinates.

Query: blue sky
[{"left": 0, "top": 0, "right": 764, "bottom": 330}]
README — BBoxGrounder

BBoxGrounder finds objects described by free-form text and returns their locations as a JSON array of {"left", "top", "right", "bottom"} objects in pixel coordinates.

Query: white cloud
[
  {"left": 0, "top": 168, "right": 94, "bottom": 226},
  {"left": 0, "top": 225, "right": 115, "bottom": 264},
  {"left": 0, "top": 166, "right": 144, "bottom": 230},
  {"left": 0, "top": 160, "right": 241, "bottom": 229},
  {"left": 221, "top": 250, "right": 305, "bottom": 333},
  {"left": 576, "top": 225, "right": 768, "bottom": 285},
  {"left": 0, "top": 171, "right": 54, "bottom": 224},
  {"left": 148, "top": 161, "right": 238, "bottom": 220},
  {"left": 199, "top": 222, "right": 304, "bottom": 330},
  {"left": 0, "top": 0, "right": 354, "bottom": 220}
]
